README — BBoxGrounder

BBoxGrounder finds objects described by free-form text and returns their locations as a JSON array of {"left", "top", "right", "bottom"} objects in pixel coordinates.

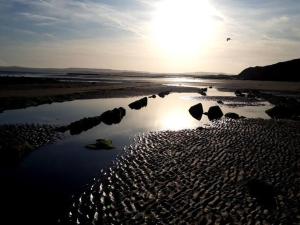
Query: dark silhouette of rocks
[
  {"left": 207, "top": 106, "right": 223, "bottom": 120},
  {"left": 86, "top": 139, "right": 114, "bottom": 150},
  {"left": 158, "top": 91, "right": 170, "bottom": 98},
  {"left": 225, "top": 112, "right": 240, "bottom": 119},
  {"left": 198, "top": 88, "right": 207, "bottom": 96},
  {"left": 149, "top": 95, "right": 156, "bottom": 98},
  {"left": 246, "top": 180, "right": 276, "bottom": 209},
  {"left": 217, "top": 100, "right": 224, "bottom": 104},
  {"left": 238, "top": 58, "right": 300, "bottom": 81},
  {"left": 68, "top": 116, "right": 102, "bottom": 135},
  {"left": 58, "top": 107, "right": 126, "bottom": 135},
  {"left": 266, "top": 105, "right": 300, "bottom": 120},
  {"left": 189, "top": 103, "right": 203, "bottom": 120},
  {"left": 128, "top": 97, "right": 148, "bottom": 110},
  {"left": 101, "top": 107, "right": 126, "bottom": 125}
]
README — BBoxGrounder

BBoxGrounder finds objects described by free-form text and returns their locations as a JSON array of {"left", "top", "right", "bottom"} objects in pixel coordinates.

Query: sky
[{"left": 0, "top": 0, "right": 299, "bottom": 74}]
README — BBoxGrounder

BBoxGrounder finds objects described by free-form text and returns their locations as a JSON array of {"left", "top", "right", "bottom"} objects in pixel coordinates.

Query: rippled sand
[{"left": 61, "top": 119, "right": 300, "bottom": 225}]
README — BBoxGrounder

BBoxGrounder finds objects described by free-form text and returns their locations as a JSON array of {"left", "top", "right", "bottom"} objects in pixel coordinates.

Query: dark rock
[
  {"left": 209, "top": 86, "right": 212, "bottom": 88},
  {"left": 207, "top": 106, "right": 223, "bottom": 120},
  {"left": 86, "top": 139, "right": 114, "bottom": 150},
  {"left": 149, "top": 95, "right": 156, "bottom": 98},
  {"left": 68, "top": 116, "right": 102, "bottom": 135},
  {"left": 158, "top": 91, "right": 170, "bottom": 98},
  {"left": 129, "top": 97, "right": 148, "bottom": 110},
  {"left": 198, "top": 88, "right": 207, "bottom": 96},
  {"left": 217, "top": 100, "right": 224, "bottom": 104},
  {"left": 265, "top": 105, "right": 300, "bottom": 120},
  {"left": 246, "top": 180, "right": 276, "bottom": 209},
  {"left": 101, "top": 107, "right": 126, "bottom": 125},
  {"left": 189, "top": 103, "right": 203, "bottom": 120},
  {"left": 225, "top": 112, "right": 240, "bottom": 119}
]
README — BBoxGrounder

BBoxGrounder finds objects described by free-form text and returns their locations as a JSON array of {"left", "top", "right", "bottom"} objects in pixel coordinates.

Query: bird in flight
[{"left": 226, "top": 37, "right": 231, "bottom": 42}]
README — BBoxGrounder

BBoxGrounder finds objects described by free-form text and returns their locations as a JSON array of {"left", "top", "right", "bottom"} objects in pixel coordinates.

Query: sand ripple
[{"left": 61, "top": 119, "right": 300, "bottom": 225}]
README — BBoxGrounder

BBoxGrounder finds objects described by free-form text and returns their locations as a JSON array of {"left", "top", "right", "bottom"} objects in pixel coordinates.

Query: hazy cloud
[{"left": 0, "top": 0, "right": 299, "bottom": 73}]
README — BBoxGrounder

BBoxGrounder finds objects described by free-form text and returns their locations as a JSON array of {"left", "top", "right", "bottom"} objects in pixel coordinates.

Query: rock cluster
[{"left": 58, "top": 107, "right": 126, "bottom": 135}]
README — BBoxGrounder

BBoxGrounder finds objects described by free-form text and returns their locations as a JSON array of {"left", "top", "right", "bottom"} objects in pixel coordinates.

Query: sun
[{"left": 150, "top": 0, "right": 218, "bottom": 57}]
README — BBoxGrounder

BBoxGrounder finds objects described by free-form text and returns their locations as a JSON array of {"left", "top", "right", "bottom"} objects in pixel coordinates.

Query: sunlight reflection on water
[{"left": 0, "top": 90, "right": 274, "bottom": 224}]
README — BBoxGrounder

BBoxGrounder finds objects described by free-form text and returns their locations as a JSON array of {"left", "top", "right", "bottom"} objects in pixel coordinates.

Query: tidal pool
[{"left": 0, "top": 90, "right": 273, "bottom": 224}]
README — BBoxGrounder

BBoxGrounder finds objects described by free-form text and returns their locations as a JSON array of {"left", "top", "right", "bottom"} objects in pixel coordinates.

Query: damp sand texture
[{"left": 62, "top": 119, "right": 300, "bottom": 225}]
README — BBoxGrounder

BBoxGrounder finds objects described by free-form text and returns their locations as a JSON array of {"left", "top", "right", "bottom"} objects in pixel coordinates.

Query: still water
[{"left": 0, "top": 89, "right": 272, "bottom": 224}]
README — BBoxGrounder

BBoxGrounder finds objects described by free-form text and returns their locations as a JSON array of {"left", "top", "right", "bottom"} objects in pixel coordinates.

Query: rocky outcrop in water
[
  {"left": 128, "top": 97, "right": 148, "bottom": 110},
  {"left": 68, "top": 117, "right": 102, "bottom": 135},
  {"left": 207, "top": 106, "right": 223, "bottom": 120},
  {"left": 266, "top": 105, "right": 300, "bottom": 120},
  {"left": 225, "top": 112, "right": 240, "bottom": 120},
  {"left": 86, "top": 139, "right": 114, "bottom": 150},
  {"left": 189, "top": 103, "right": 203, "bottom": 120},
  {"left": 101, "top": 107, "right": 126, "bottom": 125},
  {"left": 58, "top": 107, "right": 126, "bottom": 135},
  {"left": 158, "top": 91, "right": 170, "bottom": 98},
  {"left": 198, "top": 88, "right": 207, "bottom": 96},
  {"left": 60, "top": 119, "right": 300, "bottom": 225}
]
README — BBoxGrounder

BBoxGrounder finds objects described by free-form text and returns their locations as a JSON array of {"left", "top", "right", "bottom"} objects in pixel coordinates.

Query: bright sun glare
[{"left": 151, "top": 0, "right": 217, "bottom": 57}]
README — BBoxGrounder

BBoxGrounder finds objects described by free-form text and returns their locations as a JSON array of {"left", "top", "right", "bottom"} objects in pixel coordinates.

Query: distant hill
[
  {"left": 237, "top": 59, "right": 300, "bottom": 81},
  {"left": 0, "top": 66, "right": 129, "bottom": 75},
  {"left": 0, "top": 66, "right": 228, "bottom": 78}
]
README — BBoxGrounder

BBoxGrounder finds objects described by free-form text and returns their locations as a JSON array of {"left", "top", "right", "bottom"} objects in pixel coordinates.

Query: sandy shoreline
[
  {"left": 61, "top": 119, "right": 300, "bottom": 225},
  {"left": 1, "top": 76, "right": 300, "bottom": 224},
  {"left": 1, "top": 77, "right": 299, "bottom": 113}
]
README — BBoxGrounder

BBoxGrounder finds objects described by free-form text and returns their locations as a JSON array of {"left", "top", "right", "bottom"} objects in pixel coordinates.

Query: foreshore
[
  {"left": 1, "top": 77, "right": 299, "bottom": 113},
  {"left": 61, "top": 119, "right": 300, "bottom": 225},
  {"left": 1, "top": 76, "right": 300, "bottom": 224}
]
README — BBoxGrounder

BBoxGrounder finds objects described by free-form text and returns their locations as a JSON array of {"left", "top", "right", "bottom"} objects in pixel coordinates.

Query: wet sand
[
  {"left": 61, "top": 119, "right": 300, "bottom": 225},
  {"left": 0, "top": 124, "right": 60, "bottom": 165},
  {"left": 1, "top": 77, "right": 299, "bottom": 113}
]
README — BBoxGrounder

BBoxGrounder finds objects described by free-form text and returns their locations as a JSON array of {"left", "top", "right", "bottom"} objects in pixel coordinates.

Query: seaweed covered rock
[
  {"left": 129, "top": 97, "right": 148, "bottom": 110},
  {"left": 189, "top": 103, "right": 203, "bottom": 120},
  {"left": 207, "top": 106, "right": 223, "bottom": 120},
  {"left": 86, "top": 139, "right": 114, "bottom": 150}
]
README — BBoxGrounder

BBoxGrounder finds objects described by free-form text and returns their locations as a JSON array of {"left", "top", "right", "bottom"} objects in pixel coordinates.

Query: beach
[
  {"left": 0, "top": 76, "right": 299, "bottom": 113},
  {"left": 61, "top": 119, "right": 300, "bottom": 224},
  {"left": 0, "top": 75, "right": 299, "bottom": 225}
]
